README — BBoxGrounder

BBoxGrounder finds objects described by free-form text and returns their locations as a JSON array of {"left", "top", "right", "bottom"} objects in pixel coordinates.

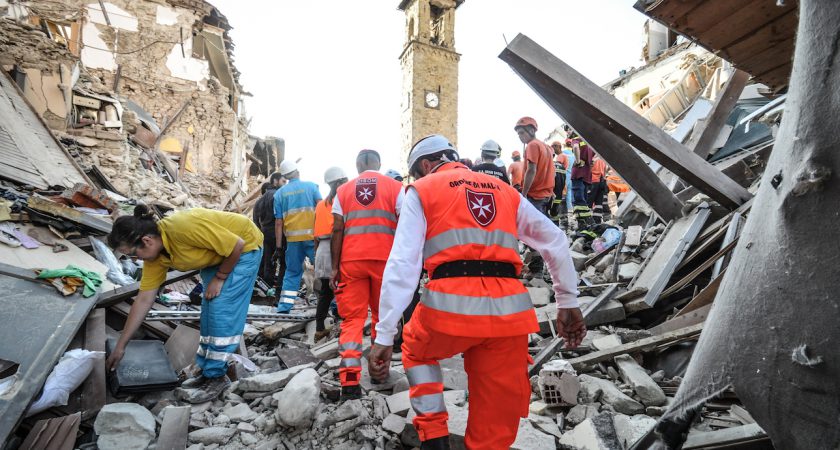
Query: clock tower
[{"left": 398, "top": 0, "right": 463, "bottom": 172}]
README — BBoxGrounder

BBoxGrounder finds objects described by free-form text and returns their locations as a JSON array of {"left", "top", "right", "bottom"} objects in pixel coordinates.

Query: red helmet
[
  {"left": 512, "top": 150, "right": 522, "bottom": 158},
  {"left": 514, "top": 116, "right": 538, "bottom": 131}
]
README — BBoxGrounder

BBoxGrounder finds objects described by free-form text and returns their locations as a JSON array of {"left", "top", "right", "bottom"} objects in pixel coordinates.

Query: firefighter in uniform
[
  {"left": 368, "top": 135, "right": 586, "bottom": 449},
  {"left": 331, "top": 149, "right": 404, "bottom": 400},
  {"left": 550, "top": 141, "right": 569, "bottom": 228}
]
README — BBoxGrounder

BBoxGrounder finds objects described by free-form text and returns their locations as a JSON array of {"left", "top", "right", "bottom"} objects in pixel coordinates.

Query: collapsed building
[
  {"left": 0, "top": 0, "right": 282, "bottom": 208},
  {"left": 0, "top": 0, "right": 829, "bottom": 449}
]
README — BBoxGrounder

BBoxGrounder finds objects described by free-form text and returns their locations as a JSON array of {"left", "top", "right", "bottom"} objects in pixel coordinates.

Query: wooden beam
[
  {"left": 673, "top": 270, "right": 725, "bottom": 319},
  {"left": 686, "top": 69, "right": 751, "bottom": 158},
  {"left": 499, "top": 34, "right": 752, "bottom": 209},
  {"left": 26, "top": 195, "right": 112, "bottom": 233},
  {"left": 568, "top": 323, "right": 704, "bottom": 370},
  {"left": 659, "top": 238, "right": 738, "bottom": 299},
  {"left": 649, "top": 303, "right": 712, "bottom": 335}
]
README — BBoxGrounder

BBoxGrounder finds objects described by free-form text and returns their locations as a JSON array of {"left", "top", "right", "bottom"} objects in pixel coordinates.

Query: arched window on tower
[{"left": 429, "top": 5, "right": 448, "bottom": 47}]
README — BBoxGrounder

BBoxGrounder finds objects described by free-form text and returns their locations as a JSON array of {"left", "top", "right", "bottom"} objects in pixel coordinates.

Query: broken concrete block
[
  {"left": 613, "top": 413, "right": 656, "bottom": 448},
  {"left": 273, "top": 368, "right": 321, "bottom": 427},
  {"left": 582, "top": 299, "right": 626, "bottom": 326},
  {"left": 579, "top": 375, "right": 644, "bottom": 415},
  {"left": 511, "top": 418, "right": 556, "bottom": 450},
  {"left": 237, "top": 363, "right": 314, "bottom": 392},
  {"left": 528, "top": 413, "right": 563, "bottom": 439},
  {"left": 618, "top": 262, "right": 641, "bottom": 281},
  {"left": 528, "top": 286, "right": 552, "bottom": 306},
  {"left": 223, "top": 403, "right": 257, "bottom": 422},
  {"left": 188, "top": 427, "right": 236, "bottom": 445},
  {"left": 570, "top": 251, "right": 589, "bottom": 272},
  {"left": 592, "top": 334, "right": 623, "bottom": 351},
  {"left": 538, "top": 360, "right": 579, "bottom": 407},
  {"left": 624, "top": 225, "right": 643, "bottom": 247},
  {"left": 382, "top": 414, "right": 408, "bottom": 435},
  {"left": 529, "top": 401, "right": 550, "bottom": 415},
  {"left": 613, "top": 354, "right": 667, "bottom": 407},
  {"left": 566, "top": 403, "right": 600, "bottom": 426},
  {"left": 236, "top": 421, "right": 256, "bottom": 433},
  {"left": 594, "top": 253, "right": 615, "bottom": 272},
  {"left": 94, "top": 403, "right": 156, "bottom": 450},
  {"left": 558, "top": 412, "right": 622, "bottom": 450}
]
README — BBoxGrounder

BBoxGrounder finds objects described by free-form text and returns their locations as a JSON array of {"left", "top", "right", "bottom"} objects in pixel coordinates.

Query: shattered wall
[{"left": 0, "top": 0, "right": 254, "bottom": 208}]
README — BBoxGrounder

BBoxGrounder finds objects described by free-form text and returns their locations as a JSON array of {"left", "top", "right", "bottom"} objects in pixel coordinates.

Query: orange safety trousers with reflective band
[
  {"left": 313, "top": 199, "right": 334, "bottom": 241},
  {"left": 411, "top": 162, "right": 539, "bottom": 338},
  {"left": 401, "top": 319, "right": 532, "bottom": 449},
  {"left": 336, "top": 260, "right": 385, "bottom": 386},
  {"left": 336, "top": 172, "right": 402, "bottom": 262}
]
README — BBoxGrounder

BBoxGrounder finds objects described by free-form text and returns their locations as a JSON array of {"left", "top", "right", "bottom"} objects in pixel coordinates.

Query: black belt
[{"left": 430, "top": 260, "right": 518, "bottom": 280}]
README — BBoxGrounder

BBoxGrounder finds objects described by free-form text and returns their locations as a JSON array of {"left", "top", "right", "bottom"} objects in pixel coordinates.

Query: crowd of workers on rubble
[{"left": 103, "top": 116, "right": 633, "bottom": 449}]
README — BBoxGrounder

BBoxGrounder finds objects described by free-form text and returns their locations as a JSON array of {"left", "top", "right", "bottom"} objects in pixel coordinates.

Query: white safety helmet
[
  {"left": 384, "top": 169, "right": 402, "bottom": 180},
  {"left": 480, "top": 139, "right": 502, "bottom": 157},
  {"left": 324, "top": 166, "right": 347, "bottom": 184},
  {"left": 407, "top": 134, "right": 458, "bottom": 174},
  {"left": 278, "top": 160, "right": 298, "bottom": 176}
]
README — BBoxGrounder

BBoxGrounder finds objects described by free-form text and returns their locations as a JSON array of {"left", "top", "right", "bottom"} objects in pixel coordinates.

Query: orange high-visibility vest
[
  {"left": 313, "top": 199, "right": 334, "bottom": 241},
  {"left": 336, "top": 171, "right": 402, "bottom": 262},
  {"left": 412, "top": 162, "right": 538, "bottom": 337}
]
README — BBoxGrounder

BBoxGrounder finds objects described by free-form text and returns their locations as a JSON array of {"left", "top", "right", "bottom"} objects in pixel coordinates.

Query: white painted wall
[
  {"left": 80, "top": 2, "right": 138, "bottom": 71},
  {"left": 156, "top": 5, "right": 179, "bottom": 26},
  {"left": 611, "top": 46, "right": 713, "bottom": 108},
  {"left": 165, "top": 36, "right": 210, "bottom": 84},
  {"left": 87, "top": 2, "right": 137, "bottom": 30}
]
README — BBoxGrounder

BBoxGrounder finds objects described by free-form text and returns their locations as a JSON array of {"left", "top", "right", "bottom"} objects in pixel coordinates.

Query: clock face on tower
[{"left": 424, "top": 91, "right": 440, "bottom": 109}]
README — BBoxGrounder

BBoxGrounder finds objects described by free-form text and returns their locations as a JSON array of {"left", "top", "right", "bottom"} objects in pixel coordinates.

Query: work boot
[
  {"left": 314, "top": 328, "right": 331, "bottom": 342},
  {"left": 340, "top": 385, "right": 362, "bottom": 402},
  {"left": 421, "top": 436, "right": 451, "bottom": 450},
  {"left": 276, "top": 302, "right": 294, "bottom": 314},
  {"left": 186, "top": 376, "right": 231, "bottom": 404},
  {"left": 181, "top": 374, "right": 206, "bottom": 389}
]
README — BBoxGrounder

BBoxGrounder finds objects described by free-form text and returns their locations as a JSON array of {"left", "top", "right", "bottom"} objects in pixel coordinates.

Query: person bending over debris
[
  {"left": 313, "top": 166, "right": 349, "bottom": 341},
  {"left": 331, "top": 149, "right": 404, "bottom": 401},
  {"left": 368, "top": 135, "right": 585, "bottom": 450},
  {"left": 106, "top": 205, "right": 263, "bottom": 403}
]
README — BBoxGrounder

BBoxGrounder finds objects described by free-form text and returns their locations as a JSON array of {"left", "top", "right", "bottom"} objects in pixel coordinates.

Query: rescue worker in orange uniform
[
  {"left": 508, "top": 150, "right": 525, "bottom": 191},
  {"left": 368, "top": 135, "right": 586, "bottom": 450},
  {"left": 331, "top": 149, "right": 404, "bottom": 401}
]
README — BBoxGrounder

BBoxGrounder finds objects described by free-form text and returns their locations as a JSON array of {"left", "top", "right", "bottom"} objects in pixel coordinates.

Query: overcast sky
[{"left": 212, "top": 0, "right": 648, "bottom": 186}]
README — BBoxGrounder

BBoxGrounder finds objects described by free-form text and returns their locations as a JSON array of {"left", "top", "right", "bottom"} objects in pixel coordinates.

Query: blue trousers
[
  {"left": 279, "top": 240, "right": 315, "bottom": 311},
  {"left": 196, "top": 248, "right": 262, "bottom": 378},
  {"left": 572, "top": 179, "right": 590, "bottom": 207}
]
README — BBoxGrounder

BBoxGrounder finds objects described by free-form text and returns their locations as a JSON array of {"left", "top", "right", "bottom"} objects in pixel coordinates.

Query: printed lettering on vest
[
  {"left": 466, "top": 189, "right": 496, "bottom": 227},
  {"left": 355, "top": 178, "right": 377, "bottom": 206}
]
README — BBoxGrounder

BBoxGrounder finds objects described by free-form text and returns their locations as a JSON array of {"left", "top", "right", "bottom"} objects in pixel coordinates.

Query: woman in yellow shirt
[{"left": 105, "top": 205, "right": 263, "bottom": 403}]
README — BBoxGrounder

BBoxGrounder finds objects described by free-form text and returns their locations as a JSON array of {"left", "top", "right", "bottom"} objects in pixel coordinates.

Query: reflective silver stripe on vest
[
  {"left": 421, "top": 289, "right": 533, "bottom": 316},
  {"left": 340, "top": 358, "right": 362, "bottom": 368},
  {"left": 423, "top": 228, "right": 518, "bottom": 260},
  {"left": 410, "top": 393, "right": 447, "bottom": 415},
  {"left": 345, "top": 225, "right": 395, "bottom": 236},
  {"left": 406, "top": 364, "right": 443, "bottom": 386},
  {"left": 199, "top": 335, "right": 241, "bottom": 347},
  {"left": 286, "top": 228, "right": 314, "bottom": 237},
  {"left": 284, "top": 206, "right": 315, "bottom": 218},
  {"left": 346, "top": 209, "right": 397, "bottom": 222},
  {"left": 339, "top": 342, "right": 363, "bottom": 352}
]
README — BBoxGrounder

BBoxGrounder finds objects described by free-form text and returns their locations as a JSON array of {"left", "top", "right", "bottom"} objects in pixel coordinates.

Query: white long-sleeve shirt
[{"left": 374, "top": 188, "right": 580, "bottom": 346}]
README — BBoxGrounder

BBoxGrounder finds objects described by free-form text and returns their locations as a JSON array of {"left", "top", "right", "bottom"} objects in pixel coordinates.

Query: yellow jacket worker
[{"left": 106, "top": 205, "right": 263, "bottom": 403}]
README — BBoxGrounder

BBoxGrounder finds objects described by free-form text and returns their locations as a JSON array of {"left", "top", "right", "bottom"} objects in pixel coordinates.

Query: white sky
[{"left": 212, "top": 0, "right": 648, "bottom": 188}]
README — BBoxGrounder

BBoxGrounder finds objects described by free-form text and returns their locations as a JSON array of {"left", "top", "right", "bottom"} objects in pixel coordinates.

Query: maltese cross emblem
[
  {"left": 355, "top": 180, "right": 377, "bottom": 206},
  {"left": 466, "top": 189, "right": 496, "bottom": 226}
]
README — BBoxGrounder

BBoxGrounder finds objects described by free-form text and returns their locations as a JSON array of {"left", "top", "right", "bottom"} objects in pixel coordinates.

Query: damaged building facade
[{"left": 0, "top": 0, "right": 277, "bottom": 207}]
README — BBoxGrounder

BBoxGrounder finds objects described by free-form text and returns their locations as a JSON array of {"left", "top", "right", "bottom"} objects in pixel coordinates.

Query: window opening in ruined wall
[{"left": 430, "top": 5, "right": 447, "bottom": 47}]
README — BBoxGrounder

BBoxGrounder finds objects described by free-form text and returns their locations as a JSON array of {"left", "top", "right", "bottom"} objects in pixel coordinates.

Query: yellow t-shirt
[{"left": 139, "top": 208, "right": 263, "bottom": 291}]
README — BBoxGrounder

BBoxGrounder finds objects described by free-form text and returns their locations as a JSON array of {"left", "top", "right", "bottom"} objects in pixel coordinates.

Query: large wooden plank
[
  {"left": 26, "top": 195, "right": 112, "bottom": 234},
  {"left": 626, "top": 203, "right": 711, "bottom": 306},
  {"left": 545, "top": 100, "right": 684, "bottom": 221},
  {"left": 500, "top": 34, "right": 752, "bottom": 209},
  {"left": 568, "top": 323, "right": 704, "bottom": 370},
  {"left": 674, "top": 269, "right": 724, "bottom": 319},
  {"left": 686, "top": 69, "right": 750, "bottom": 158}
]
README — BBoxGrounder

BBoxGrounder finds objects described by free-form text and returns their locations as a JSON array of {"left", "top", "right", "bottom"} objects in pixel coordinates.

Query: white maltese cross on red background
[
  {"left": 466, "top": 189, "right": 496, "bottom": 226},
  {"left": 355, "top": 180, "right": 377, "bottom": 206}
]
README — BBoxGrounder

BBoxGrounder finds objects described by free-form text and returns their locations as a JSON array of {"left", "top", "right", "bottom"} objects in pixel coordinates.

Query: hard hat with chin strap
[
  {"left": 407, "top": 134, "right": 458, "bottom": 174},
  {"left": 514, "top": 116, "right": 538, "bottom": 131},
  {"left": 324, "top": 166, "right": 347, "bottom": 184},
  {"left": 279, "top": 160, "right": 298, "bottom": 176}
]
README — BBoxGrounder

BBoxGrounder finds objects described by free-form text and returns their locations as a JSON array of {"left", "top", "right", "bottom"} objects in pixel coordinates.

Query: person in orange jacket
[
  {"left": 330, "top": 149, "right": 404, "bottom": 401},
  {"left": 368, "top": 135, "right": 585, "bottom": 450},
  {"left": 508, "top": 150, "right": 525, "bottom": 191}
]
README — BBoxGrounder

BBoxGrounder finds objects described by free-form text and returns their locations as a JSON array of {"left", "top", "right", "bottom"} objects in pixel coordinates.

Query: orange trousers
[
  {"left": 401, "top": 319, "right": 531, "bottom": 450},
  {"left": 336, "top": 260, "right": 385, "bottom": 386}
]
